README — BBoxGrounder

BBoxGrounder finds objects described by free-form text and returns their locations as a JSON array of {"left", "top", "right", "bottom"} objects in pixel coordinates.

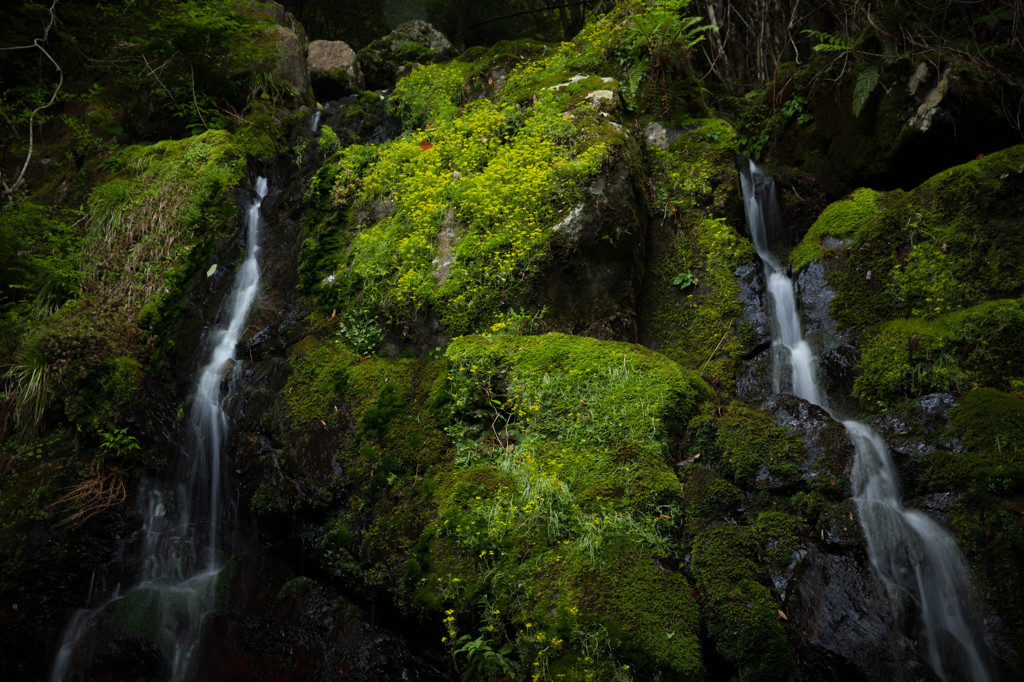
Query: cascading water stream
[
  {"left": 50, "top": 176, "right": 269, "bottom": 681},
  {"left": 739, "top": 159, "right": 993, "bottom": 682}
]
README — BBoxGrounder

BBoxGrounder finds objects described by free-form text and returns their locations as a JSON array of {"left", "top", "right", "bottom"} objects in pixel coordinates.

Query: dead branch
[{"left": 0, "top": 0, "right": 63, "bottom": 202}]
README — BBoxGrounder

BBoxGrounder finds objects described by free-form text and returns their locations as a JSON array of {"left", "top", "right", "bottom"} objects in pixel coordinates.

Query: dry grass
[{"left": 51, "top": 458, "right": 127, "bottom": 528}]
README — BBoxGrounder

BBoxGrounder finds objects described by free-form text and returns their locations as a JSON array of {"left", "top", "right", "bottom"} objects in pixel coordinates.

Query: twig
[
  {"left": 699, "top": 323, "right": 732, "bottom": 376},
  {"left": 190, "top": 65, "right": 208, "bottom": 130},
  {"left": 1, "top": 0, "right": 63, "bottom": 202}
]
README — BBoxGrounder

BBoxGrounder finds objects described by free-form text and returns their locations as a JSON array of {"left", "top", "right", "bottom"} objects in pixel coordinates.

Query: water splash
[
  {"left": 50, "top": 176, "right": 269, "bottom": 681},
  {"left": 739, "top": 158, "right": 993, "bottom": 682}
]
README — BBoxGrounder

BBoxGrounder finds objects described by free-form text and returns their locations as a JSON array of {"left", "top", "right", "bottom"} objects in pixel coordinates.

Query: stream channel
[
  {"left": 740, "top": 158, "right": 995, "bottom": 682},
  {"left": 49, "top": 176, "right": 270, "bottom": 681}
]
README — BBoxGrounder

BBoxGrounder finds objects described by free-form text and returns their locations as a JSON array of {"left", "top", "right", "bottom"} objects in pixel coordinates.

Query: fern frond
[{"left": 852, "top": 63, "right": 880, "bottom": 117}]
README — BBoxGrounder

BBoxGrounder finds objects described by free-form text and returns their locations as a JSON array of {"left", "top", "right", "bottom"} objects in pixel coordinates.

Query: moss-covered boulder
[
  {"left": 307, "top": 40, "right": 364, "bottom": 100},
  {"left": 357, "top": 20, "right": 455, "bottom": 90},
  {"left": 790, "top": 145, "right": 1024, "bottom": 407},
  {"left": 417, "top": 333, "right": 710, "bottom": 677}
]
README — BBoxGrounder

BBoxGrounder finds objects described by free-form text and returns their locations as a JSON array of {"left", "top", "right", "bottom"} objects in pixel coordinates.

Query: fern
[
  {"left": 852, "top": 63, "right": 879, "bottom": 117},
  {"left": 803, "top": 29, "right": 853, "bottom": 53}
]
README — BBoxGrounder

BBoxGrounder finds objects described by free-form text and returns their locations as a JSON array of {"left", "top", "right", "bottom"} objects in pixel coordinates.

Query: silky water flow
[
  {"left": 739, "top": 159, "right": 993, "bottom": 682},
  {"left": 50, "top": 176, "right": 270, "bottom": 681}
]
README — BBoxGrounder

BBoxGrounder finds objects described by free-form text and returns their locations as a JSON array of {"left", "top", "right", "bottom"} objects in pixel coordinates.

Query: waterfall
[
  {"left": 50, "top": 176, "right": 269, "bottom": 681},
  {"left": 309, "top": 108, "right": 322, "bottom": 133},
  {"left": 739, "top": 159, "right": 993, "bottom": 682}
]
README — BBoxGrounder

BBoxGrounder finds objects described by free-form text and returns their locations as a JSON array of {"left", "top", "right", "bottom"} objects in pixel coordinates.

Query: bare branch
[{"left": 1, "top": 0, "right": 63, "bottom": 203}]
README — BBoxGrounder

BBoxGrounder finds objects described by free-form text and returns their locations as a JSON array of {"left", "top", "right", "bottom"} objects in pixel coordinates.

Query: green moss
[
  {"left": 410, "top": 333, "right": 713, "bottom": 675},
  {"left": 791, "top": 187, "right": 881, "bottom": 271},
  {"left": 686, "top": 401, "right": 805, "bottom": 488},
  {"left": 852, "top": 299, "right": 1024, "bottom": 407},
  {"left": 560, "top": 540, "right": 704, "bottom": 679},
  {"left": 820, "top": 145, "right": 1024, "bottom": 331},
  {"left": 677, "top": 465, "right": 739, "bottom": 535},
  {"left": 302, "top": 18, "right": 638, "bottom": 338},
  {"left": 928, "top": 388, "right": 1024, "bottom": 494},
  {"left": 280, "top": 335, "right": 358, "bottom": 426},
  {"left": 753, "top": 510, "right": 804, "bottom": 572},
  {"left": 276, "top": 576, "right": 317, "bottom": 603},
  {"left": 691, "top": 525, "right": 797, "bottom": 682},
  {"left": 640, "top": 119, "right": 751, "bottom": 388}
]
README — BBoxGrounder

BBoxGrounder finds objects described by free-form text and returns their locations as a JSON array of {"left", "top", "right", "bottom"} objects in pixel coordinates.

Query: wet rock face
[
  {"left": 307, "top": 40, "right": 364, "bottom": 100},
  {"left": 794, "top": 260, "right": 860, "bottom": 415},
  {"left": 60, "top": 554, "right": 451, "bottom": 681},
  {"left": 357, "top": 20, "right": 455, "bottom": 90},
  {"left": 870, "top": 392, "right": 961, "bottom": 499},
  {"left": 735, "top": 260, "right": 774, "bottom": 400},
  {"left": 785, "top": 546, "right": 931, "bottom": 682},
  {"left": 197, "top": 554, "right": 451, "bottom": 681}
]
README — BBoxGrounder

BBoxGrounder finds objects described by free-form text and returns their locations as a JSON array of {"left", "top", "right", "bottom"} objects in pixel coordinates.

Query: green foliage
[
  {"left": 735, "top": 88, "right": 813, "bottom": 161},
  {"left": 803, "top": 29, "right": 855, "bottom": 53},
  {"left": 852, "top": 62, "right": 880, "bottom": 117},
  {"left": 336, "top": 309, "right": 384, "bottom": 356},
  {"left": 97, "top": 426, "right": 140, "bottom": 460},
  {"left": 0, "top": 202, "right": 85, "bottom": 343},
  {"left": 672, "top": 270, "right": 698, "bottom": 289},
  {"left": 389, "top": 62, "right": 469, "bottom": 129}
]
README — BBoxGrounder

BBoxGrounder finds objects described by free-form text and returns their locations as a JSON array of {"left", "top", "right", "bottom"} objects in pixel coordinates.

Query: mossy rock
[
  {"left": 678, "top": 465, "right": 741, "bottom": 537},
  {"left": 556, "top": 539, "right": 704, "bottom": 679},
  {"left": 692, "top": 525, "right": 797, "bottom": 682},
  {"left": 415, "top": 333, "right": 712, "bottom": 674},
  {"left": 357, "top": 20, "right": 455, "bottom": 90},
  {"left": 791, "top": 187, "right": 881, "bottom": 271},
  {"left": 686, "top": 401, "right": 805, "bottom": 490},
  {"left": 638, "top": 119, "right": 753, "bottom": 389},
  {"left": 852, "top": 299, "right": 1024, "bottom": 407},
  {"left": 927, "top": 388, "right": 1024, "bottom": 496},
  {"left": 807, "top": 145, "right": 1024, "bottom": 335}
]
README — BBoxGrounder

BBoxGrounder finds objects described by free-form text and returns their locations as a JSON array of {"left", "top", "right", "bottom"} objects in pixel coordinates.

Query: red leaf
[{"left": 419, "top": 140, "right": 434, "bottom": 150}]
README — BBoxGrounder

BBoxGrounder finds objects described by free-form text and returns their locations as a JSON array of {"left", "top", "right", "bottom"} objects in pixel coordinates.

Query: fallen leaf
[
  {"left": 320, "top": 420, "right": 326, "bottom": 426},
  {"left": 778, "top": 610, "right": 788, "bottom": 621},
  {"left": 419, "top": 140, "right": 434, "bottom": 150},
  {"left": 331, "top": 308, "right": 336, "bottom": 319}
]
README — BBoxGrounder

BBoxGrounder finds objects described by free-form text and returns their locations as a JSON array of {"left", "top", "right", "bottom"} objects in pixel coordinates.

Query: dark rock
[
  {"left": 735, "top": 259, "right": 774, "bottom": 401},
  {"left": 786, "top": 545, "right": 932, "bottom": 681},
  {"left": 819, "top": 499, "right": 867, "bottom": 551},
  {"left": 357, "top": 21, "right": 455, "bottom": 90},
  {"left": 542, "top": 161, "right": 647, "bottom": 341},
  {"left": 794, "top": 260, "right": 861, "bottom": 415},
  {"left": 869, "top": 392, "right": 960, "bottom": 498},
  {"left": 765, "top": 394, "right": 855, "bottom": 495}
]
